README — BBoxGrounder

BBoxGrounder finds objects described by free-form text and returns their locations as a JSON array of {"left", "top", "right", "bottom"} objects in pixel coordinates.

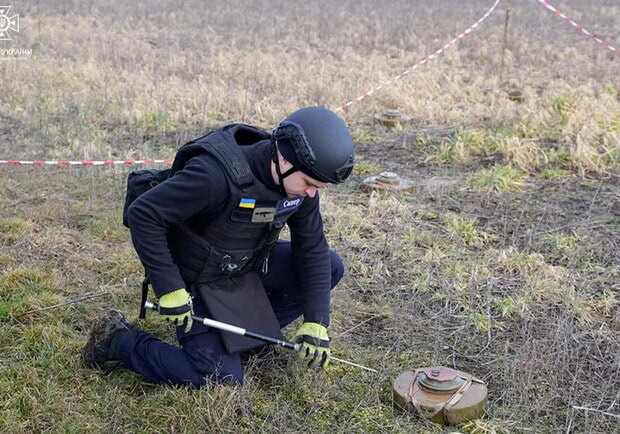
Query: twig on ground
[
  {"left": 572, "top": 406, "right": 620, "bottom": 418},
  {"left": 13, "top": 291, "right": 111, "bottom": 318},
  {"left": 486, "top": 281, "right": 492, "bottom": 348},
  {"left": 0, "top": 192, "right": 56, "bottom": 211},
  {"left": 607, "top": 390, "right": 620, "bottom": 412},
  {"left": 586, "top": 180, "right": 603, "bottom": 217},
  {"left": 332, "top": 313, "right": 385, "bottom": 339}
]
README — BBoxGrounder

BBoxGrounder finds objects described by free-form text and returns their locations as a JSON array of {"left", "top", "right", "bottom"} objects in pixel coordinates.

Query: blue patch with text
[{"left": 275, "top": 196, "right": 304, "bottom": 216}]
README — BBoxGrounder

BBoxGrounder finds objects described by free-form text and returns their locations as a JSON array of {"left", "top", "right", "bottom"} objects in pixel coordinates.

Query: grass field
[{"left": 1, "top": 1, "right": 619, "bottom": 433}]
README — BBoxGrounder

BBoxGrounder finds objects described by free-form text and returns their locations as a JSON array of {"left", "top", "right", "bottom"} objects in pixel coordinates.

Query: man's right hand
[
  {"left": 293, "top": 322, "right": 331, "bottom": 368},
  {"left": 158, "top": 288, "right": 193, "bottom": 333}
]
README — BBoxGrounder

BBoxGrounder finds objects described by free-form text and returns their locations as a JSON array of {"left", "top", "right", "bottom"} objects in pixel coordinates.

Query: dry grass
[
  {"left": 0, "top": 1, "right": 619, "bottom": 433},
  {"left": 1, "top": 0, "right": 619, "bottom": 172}
]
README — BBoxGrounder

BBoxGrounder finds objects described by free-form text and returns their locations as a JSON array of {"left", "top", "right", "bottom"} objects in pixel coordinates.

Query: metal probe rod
[
  {"left": 144, "top": 300, "right": 298, "bottom": 350},
  {"left": 144, "top": 301, "right": 377, "bottom": 373},
  {"left": 330, "top": 356, "right": 378, "bottom": 373}
]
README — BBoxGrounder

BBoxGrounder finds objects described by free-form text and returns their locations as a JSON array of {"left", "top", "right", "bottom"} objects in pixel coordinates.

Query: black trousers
[{"left": 120, "top": 241, "right": 344, "bottom": 387}]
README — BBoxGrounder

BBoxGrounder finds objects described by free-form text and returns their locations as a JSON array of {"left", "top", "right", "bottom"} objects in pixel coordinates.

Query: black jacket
[{"left": 126, "top": 138, "right": 332, "bottom": 326}]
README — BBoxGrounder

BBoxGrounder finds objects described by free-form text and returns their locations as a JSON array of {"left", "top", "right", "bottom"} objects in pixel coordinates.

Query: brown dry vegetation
[{"left": 0, "top": 1, "right": 619, "bottom": 433}]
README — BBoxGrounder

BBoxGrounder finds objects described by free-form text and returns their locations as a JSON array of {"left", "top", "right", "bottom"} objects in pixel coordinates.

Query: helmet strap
[{"left": 272, "top": 141, "right": 297, "bottom": 196}]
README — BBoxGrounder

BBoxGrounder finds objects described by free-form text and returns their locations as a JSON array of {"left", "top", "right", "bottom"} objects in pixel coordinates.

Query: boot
[{"left": 82, "top": 310, "right": 138, "bottom": 370}]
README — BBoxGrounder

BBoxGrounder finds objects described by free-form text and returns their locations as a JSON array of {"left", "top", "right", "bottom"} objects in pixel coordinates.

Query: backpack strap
[
  {"left": 205, "top": 139, "right": 254, "bottom": 189},
  {"left": 139, "top": 273, "right": 150, "bottom": 319}
]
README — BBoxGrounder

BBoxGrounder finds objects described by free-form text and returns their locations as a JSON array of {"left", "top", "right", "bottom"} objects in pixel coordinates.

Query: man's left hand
[{"left": 293, "top": 322, "right": 330, "bottom": 368}]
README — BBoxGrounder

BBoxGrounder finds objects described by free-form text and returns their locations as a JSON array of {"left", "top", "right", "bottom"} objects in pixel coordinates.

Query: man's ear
[{"left": 278, "top": 151, "right": 293, "bottom": 170}]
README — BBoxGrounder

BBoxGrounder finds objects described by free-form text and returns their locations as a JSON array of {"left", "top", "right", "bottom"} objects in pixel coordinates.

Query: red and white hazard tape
[
  {"left": 0, "top": 159, "right": 173, "bottom": 166},
  {"left": 332, "top": 0, "right": 500, "bottom": 112},
  {"left": 537, "top": 0, "right": 619, "bottom": 55}
]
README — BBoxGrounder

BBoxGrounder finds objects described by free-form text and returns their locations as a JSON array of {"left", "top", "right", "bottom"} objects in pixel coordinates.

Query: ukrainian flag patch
[{"left": 239, "top": 198, "right": 256, "bottom": 209}]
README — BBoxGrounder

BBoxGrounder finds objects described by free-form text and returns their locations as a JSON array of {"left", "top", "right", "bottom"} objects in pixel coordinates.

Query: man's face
[{"left": 282, "top": 171, "right": 328, "bottom": 198}]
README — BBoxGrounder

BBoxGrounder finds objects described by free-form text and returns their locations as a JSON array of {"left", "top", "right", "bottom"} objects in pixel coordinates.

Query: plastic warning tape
[
  {"left": 332, "top": 0, "right": 501, "bottom": 112},
  {"left": 0, "top": 159, "right": 173, "bottom": 166},
  {"left": 537, "top": 0, "right": 619, "bottom": 55}
]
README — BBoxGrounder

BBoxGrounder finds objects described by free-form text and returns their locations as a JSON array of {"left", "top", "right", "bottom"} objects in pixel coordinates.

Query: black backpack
[{"left": 122, "top": 168, "right": 171, "bottom": 227}]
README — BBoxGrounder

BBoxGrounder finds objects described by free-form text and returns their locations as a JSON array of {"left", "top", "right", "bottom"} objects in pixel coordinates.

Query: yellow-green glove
[
  {"left": 293, "top": 322, "right": 330, "bottom": 368},
  {"left": 158, "top": 288, "right": 193, "bottom": 333}
]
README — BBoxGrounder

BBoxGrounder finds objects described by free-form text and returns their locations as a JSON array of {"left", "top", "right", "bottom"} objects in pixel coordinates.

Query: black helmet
[{"left": 273, "top": 106, "right": 355, "bottom": 184}]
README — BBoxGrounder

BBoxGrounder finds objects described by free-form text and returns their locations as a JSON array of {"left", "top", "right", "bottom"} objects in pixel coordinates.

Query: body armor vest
[
  {"left": 167, "top": 124, "right": 300, "bottom": 285},
  {"left": 164, "top": 124, "right": 304, "bottom": 353}
]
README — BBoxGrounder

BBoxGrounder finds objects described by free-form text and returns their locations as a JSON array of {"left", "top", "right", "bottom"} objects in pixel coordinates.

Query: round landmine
[
  {"left": 393, "top": 367, "right": 487, "bottom": 426},
  {"left": 362, "top": 172, "right": 414, "bottom": 193},
  {"left": 507, "top": 90, "right": 525, "bottom": 102},
  {"left": 374, "top": 109, "right": 412, "bottom": 128}
]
